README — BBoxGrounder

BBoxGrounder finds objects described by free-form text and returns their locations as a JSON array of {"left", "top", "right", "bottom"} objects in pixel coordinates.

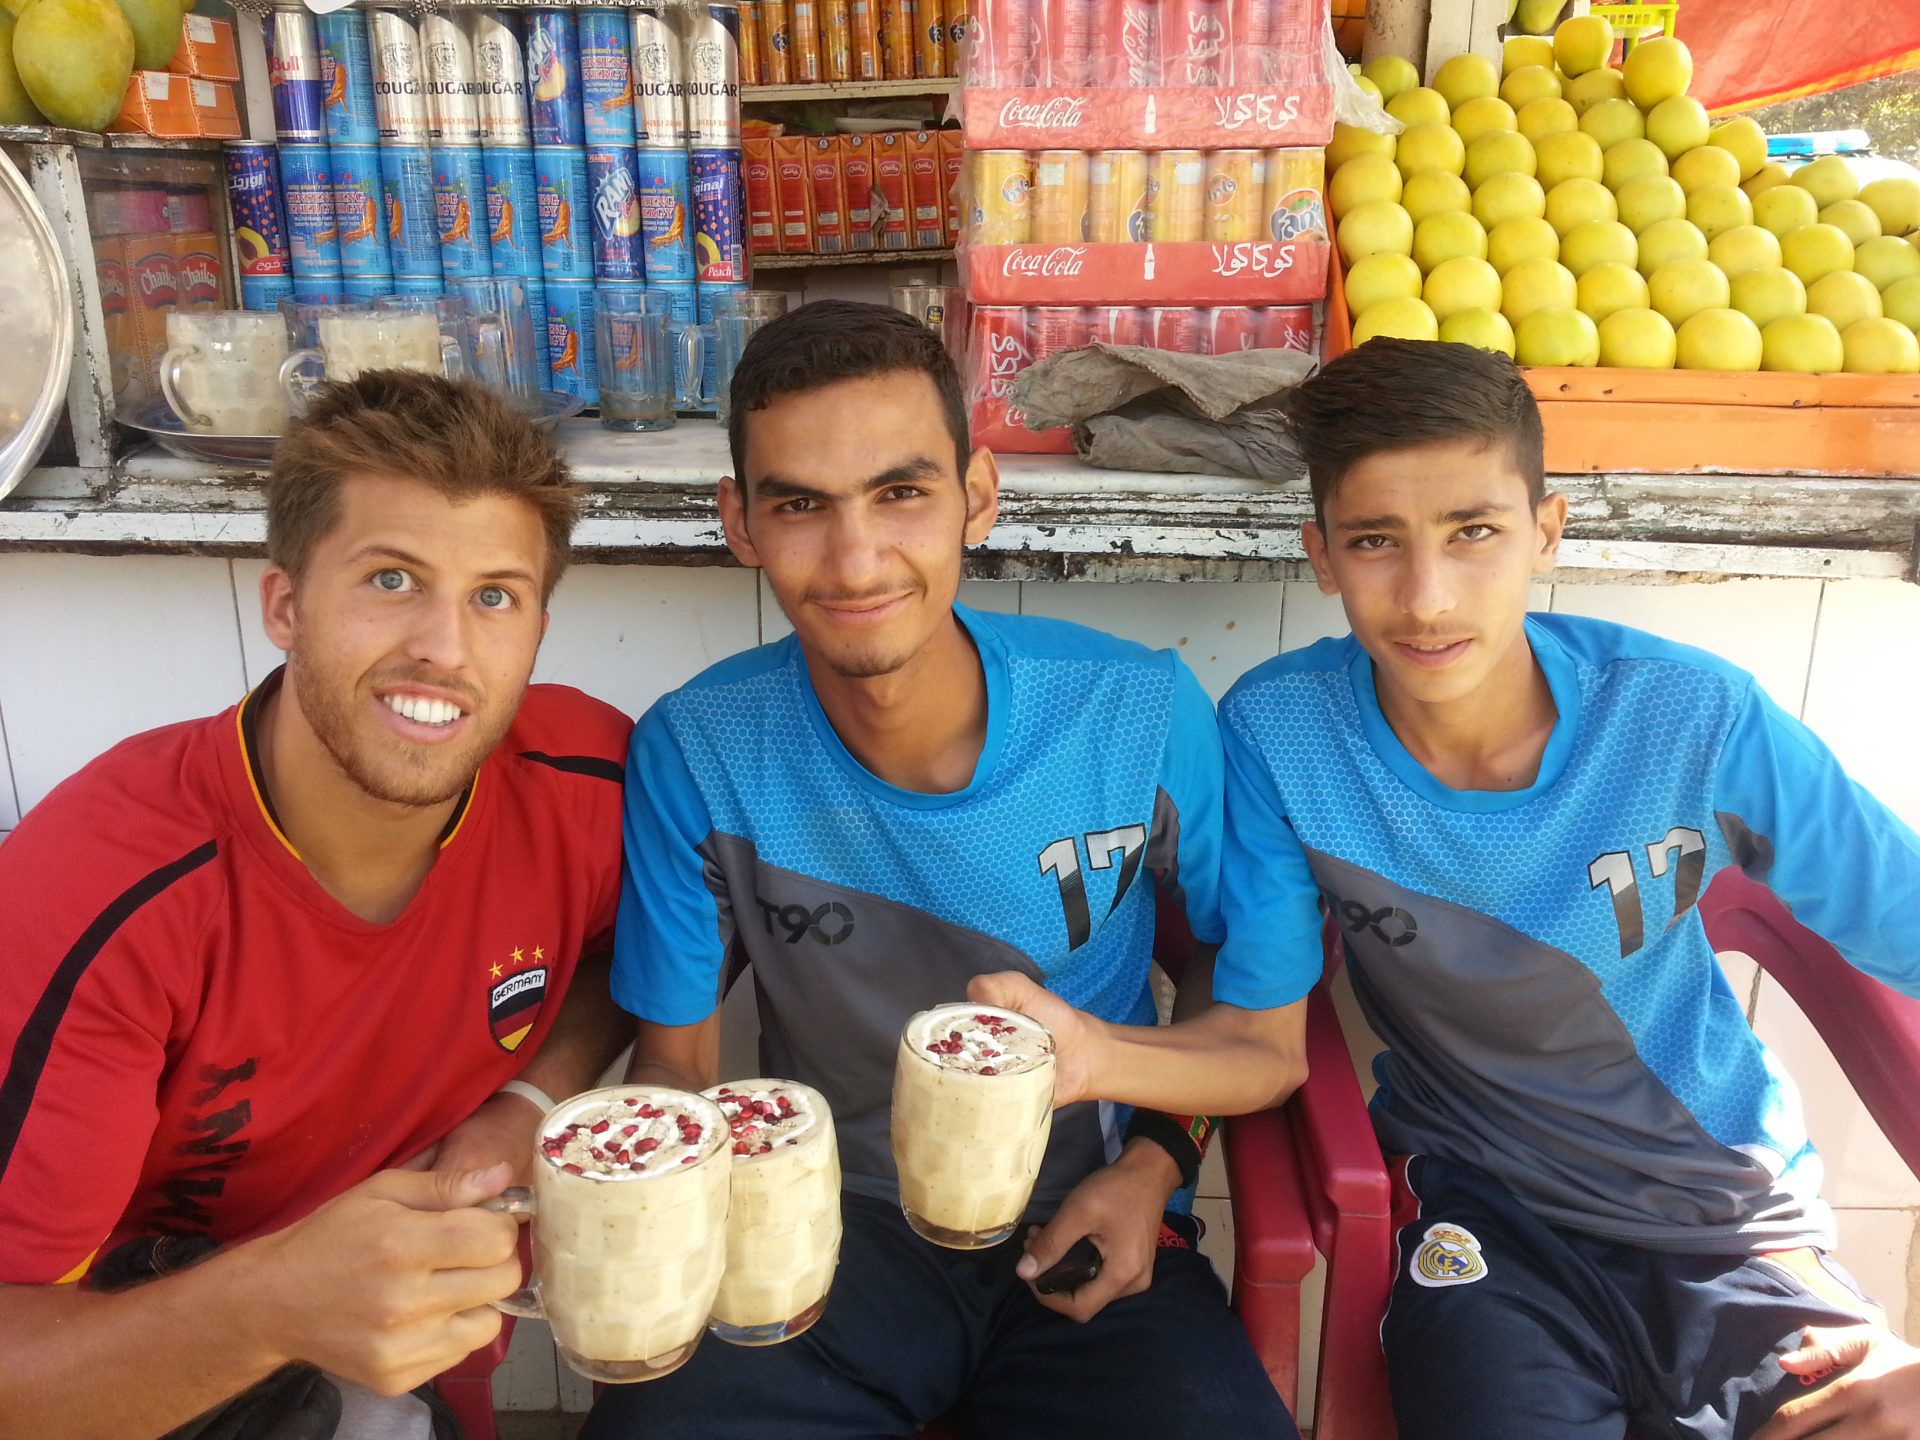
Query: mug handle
[
  {"left": 673, "top": 322, "right": 708, "bottom": 412},
  {"left": 439, "top": 331, "right": 468, "bottom": 382},
  {"left": 158, "top": 345, "right": 210, "bottom": 429},
  {"left": 481, "top": 1185, "right": 543, "bottom": 1320},
  {"left": 278, "top": 348, "right": 325, "bottom": 415},
  {"left": 470, "top": 318, "right": 507, "bottom": 390}
]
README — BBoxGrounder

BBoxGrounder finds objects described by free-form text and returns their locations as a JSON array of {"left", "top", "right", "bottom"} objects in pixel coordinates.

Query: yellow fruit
[
  {"left": 1500, "top": 65, "right": 1563, "bottom": 110},
  {"left": 1504, "top": 35, "right": 1556, "bottom": 76},
  {"left": 1742, "top": 163, "right": 1792, "bottom": 197},
  {"left": 1338, "top": 200, "right": 1416, "bottom": 264},
  {"left": 1402, "top": 171, "right": 1473, "bottom": 223},
  {"left": 118, "top": 0, "right": 185, "bottom": 72},
  {"left": 1646, "top": 96, "right": 1710, "bottom": 161},
  {"left": 1517, "top": 97, "right": 1579, "bottom": 145},
  {"left": 1781, "top": 223, "right": 1856, "bottom": 286},
  {"left": 1707, "top": 225, "right": 1783, "bottom": 278},
  {"left": 1841, "top": 316, "right": 1920, "bottom": 373},
  {"left": 1561, "top": 218, "right": 1637, "bottom": 276},
  {"left": 1819, "top": 199, "right": 1881, "bottom": 248},
  {"left": 1515, "top": 306, "right": 1600, "bottom": 365},
  {"left": 1487, "top": 215, "right": 1562, "bottom": 274},
  {"left": 1671, "top": 145, "right": 1742, "bottom": 196},
  {"left": 1598, "top": 307, "right": 1677, "bottom": 367},
  {"left": 1859, "top": 177, "right": 1920, "bottom": 237},
  {"left": 1565, "top": 66, "right": 1628, "bottom": 115},
  {"left": 1439, "top": 307, "right": 1517, "bottom": 355},
  {"left": 1578, "top": 261, "right": 1651, "bottom": 320},
  {"left": 1397, "top": 123, "right": 1467, "bottom": 180},
  {"left": 1515, "top": 0, "right": 1568, "bottom": 35},
  {"left": 1855, "top": 234, "right": 1920, "bottom": 291},
  {"left": 1328, "top": 122, "right": 1397, "bottom": 172},
  {"left": 1535, "top": 130, "right": 1603, "bottom": 189},
  {"left": 1330, "top": 153, "right": 1405, "bottom": 218},
  {"left": 1602, "top": 138, "right": 1668, "bottom": 190},
  {"left": 1387, "top": 86, "right": 1453, "bottom": 130},
  {"left": 1730, "top": 268, "right": 1808, "bottom": 330},
  {"left": 1354, "top": 295, "right": 1440, "bottom": 343},
  {"left": 1648, "top": 258, "right": 1731, "bottom": 325},
  {"left": 1636, "top": 217, "right": 1708, "bottom": 274},
  {"left": 1546, "top": 177, "right": 1617, "bottom": 236},
  {"left": 1675, "top": 308, "right": 1763, "bottom": 371},
  {"left": 1472, "top": 172, "right": 1546, "bottom": 230},
  {"left": 1354, "top": 76, "right": 1383, "bottom": 100},
  {"left": 1464, "top": 130, "right": 1537, "bottom": 189},
  {"left": 1623, "top": 36, "right": 1692, "bottom": 109},
  {"left": 1686, "top": 185, "right": 1753, "bottom": 241},
  {"left": 1884, "top": 276, "right": 1920, "bottom": 330},
  {"left": 1793, "top": 156, "right": 1859, "bottom": 209},
  {"left": 1751, "top": 184, "right": 1819, "bottom": 238},
  {"left": 1425, "top": 255, "right": 1505, "bottom": 320},
  {"left": 1362, "top": 54, "right": 1421, "bottom": 101},
  {"left": 1346, "top": 252, "right": 1426, "bottom": 316},
  {"left": 1414, "top": 209, "right": 1490, "bottom": 271},
  {"left": 1554, "top": 15, "right": 1615, "bottom": 77},
  {"left": 12, "top": 0, "right": 134, "bottom": 131},
  {"left": 1579, "top": 98, "right": 1645, "bottom": 152},
  {"left": 1452, "top": 96, "right": 1518, "bottom": 146},
  {"left": 0, "top": 13, "right": 48, "bottom": 125},
  {"left": 1760, "top": 313, "right": 1844, "bottom": 373},
  {"left": 1616, "top": 175, "right": 1687, "bottom": 233},
  {"left": 1435, "top": 52, "right": 1500, "bottom": 111},
  {"left": 1806, "top": 270, "right": 1883, "bottom": 332},
  {"left": 1502, "top": 256, "right": 1578, "bottom": 324},
  {"left": 1708, "top": 117, "right": 1769, "bottom": 182}
]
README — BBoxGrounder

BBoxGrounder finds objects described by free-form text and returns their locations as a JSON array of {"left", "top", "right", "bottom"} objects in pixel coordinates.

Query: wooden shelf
[
  {"left": 0, "top": 125, "right": 106, "bottom": 148},
  {"left": 754, "top": 248, "right": 953, "bottom": 270},
  {"left": 744, "top": 77, "right": 958, "bottom": 103}
]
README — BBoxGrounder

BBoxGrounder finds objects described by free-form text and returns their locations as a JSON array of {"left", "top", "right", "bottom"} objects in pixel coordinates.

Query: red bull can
[
  {"left": 631, "top": 5, "right": 688, "bottom": 149},
  {"left": 370, "top": 9, "right": 431, "bottom": 147},
  {"left": 279, "top": 142, "right": 342, "bottom": 279},
  {"left": 242, "top": 275, "right": 296, "bottom": 312},
  {"left": 691, "top": 148, "right": 747, "bottom": 285},
  {"left": 225, "top": 142, "right": 292, "bottom": 277},
  {"left": 393, "top": 274, "right": 447, "bottom": 298},
  {"left": 686, "top": 3, "right": 742, "bottom": 149},
  {"left": 432, "top": 145, "right": 494, "bottom": 277},
  {"left": 333, "top": 144, "right": 393, "bottom": 277},
  {"left": 316, "top": 10, "right": 378, "bottom": 146},
  {"left": 469, "top": 11, "right": 531, "bottom": 147},
  {"left": 484, "top": 145, "right": 543, "bottom": 277},
  {"left": 344, "top": 274, "right": 397, "bottom": 301},
  {"left": 264, "top": 6, "right": 325, "bottom": 143},
  {"left": 587, "top": 146, "right": 647, "bottom": 281},
  {"left": 579, "top": 10, "right": 637, "bottom": 147},
  {"left": 421, "top": 12, "right": 482, "bottom": 146},
  {"left": 636, "top": 146, "right": 696, "bottom": 282},
  {"left": 380, "top": 144, "right": 443, "bottom": 279},
  {"left": 527, "top": 11, "right": 584, "bottom": 148},
  {"left": 544, "top": 277, "right": 598, "bottom": 401},
  {"left": 534, "top": 145, "right": 595, "bottom": 280}
]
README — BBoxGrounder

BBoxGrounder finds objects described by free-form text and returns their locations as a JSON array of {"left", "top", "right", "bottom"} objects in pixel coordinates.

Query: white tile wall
[
  {"left": 1021, "top": 581, "right": 1285, "bottom": 701},
  {"left": 1800, "top": 579, "right": 1920, "bottom": 825}
]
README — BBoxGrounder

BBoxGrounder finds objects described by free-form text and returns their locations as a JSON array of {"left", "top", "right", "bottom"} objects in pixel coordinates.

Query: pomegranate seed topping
[
  {"left": 562, "top": 1163, "right": 584, "bottom": 1175},
  {"left": 621, "top": 1124, "right": 639, "bottom": 1137},
  {"left": 776, "top": 1096, "right": 795, "bottom": 1113},
  {"left": 680, "top": 1155, "right": 696, "bottom": 1164},
  {"left": 624, "top": 1098, "right": 640, "bottom": 1108},
  {"left": 682, "top": 1124, "right": 703, "bottom": 1142},
  {"left": 982, "top": 1048, "right": 1000, "bottom": 1058},
  {"left": 980, "top": 1066, "right": 998, "bottom": 1076},
  {"left": 974, "top": 1014, "right": 998, "bottom": 1024},
  {"left": 637, "top": 1137, "right": 660, "bottom": 1153},
  {"left": 733, "top": 1140, "right": 752, "bottom": 1155},
  {"left": 590, "top": 1121, "right": 611, "bottom": 1135},
  {"left": 759, "top": 1141, "right": 773, "bottom": 1153}
]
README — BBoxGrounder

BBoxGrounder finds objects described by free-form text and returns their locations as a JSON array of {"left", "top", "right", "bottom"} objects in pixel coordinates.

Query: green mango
[
  {"left": 0, "top": 13, "right": 49, "bottom": 125},
  {"left": 117, "top": 0, "right": 184, "bottom": 72},
  {"left": 13, "top": 0, "right": 134, "bottom": 132}
]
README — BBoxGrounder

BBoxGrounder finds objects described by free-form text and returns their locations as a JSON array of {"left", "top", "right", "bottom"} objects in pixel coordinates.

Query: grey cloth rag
[{"left": 1009, "top": 343, "right": 1316, "bottom": 481}]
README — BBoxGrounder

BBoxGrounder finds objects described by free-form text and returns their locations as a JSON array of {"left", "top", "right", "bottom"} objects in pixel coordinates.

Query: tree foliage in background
[{"left": 1751, "top": 72, "right": 1920, "bottom": 159}]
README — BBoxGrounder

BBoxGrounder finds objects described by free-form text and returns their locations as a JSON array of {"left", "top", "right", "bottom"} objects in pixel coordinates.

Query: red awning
[{"left": 1681, "top": 0, "right": 1920, "bottom": 114}]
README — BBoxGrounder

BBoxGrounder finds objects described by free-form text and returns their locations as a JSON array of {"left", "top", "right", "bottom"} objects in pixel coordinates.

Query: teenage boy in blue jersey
[
  {"left": 1209, "top": 339, "right": 1920, "bottom": 1440},
  {"left": 581, "top": 302, "right": 1306, "bottom": 1440}
]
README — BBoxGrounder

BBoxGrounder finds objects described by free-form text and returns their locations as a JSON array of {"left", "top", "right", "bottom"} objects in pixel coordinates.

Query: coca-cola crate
[
  {"left": 963, "top": 238, "right": 1330, "bottom": 306},
  {"left": 960, "top": 85, "right": 1334, "bottom": 153}
]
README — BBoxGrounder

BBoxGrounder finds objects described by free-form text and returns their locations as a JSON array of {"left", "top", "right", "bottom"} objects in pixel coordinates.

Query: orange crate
[{"left": 1324, "top": 257, "right": 1920, "bottom": 477}]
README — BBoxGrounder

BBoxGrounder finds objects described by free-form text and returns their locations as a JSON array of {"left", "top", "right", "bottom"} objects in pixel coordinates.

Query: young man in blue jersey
[
  {"left": 582, "top": 301, "right": 1305, "bottom": 1440},
  {"left": 1208, "top": 339, "right": 1920, "bottom": 1440}
]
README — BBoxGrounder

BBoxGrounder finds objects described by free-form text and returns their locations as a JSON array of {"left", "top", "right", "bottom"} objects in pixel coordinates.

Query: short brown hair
[
  {"left": 268, "top": 371, "right": 579, "bottom": 600},
  {"left": 1282, "top": 340, "right": 1546, "bottom": 522}
]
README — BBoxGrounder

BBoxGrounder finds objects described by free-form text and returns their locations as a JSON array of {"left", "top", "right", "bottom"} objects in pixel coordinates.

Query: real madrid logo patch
[{"left": 1411, "top": 1222, "right": 1488, "bottom": 1288}]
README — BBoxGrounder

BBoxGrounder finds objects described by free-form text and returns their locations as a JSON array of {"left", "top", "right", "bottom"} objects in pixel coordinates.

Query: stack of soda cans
[
  {"left": 244, "top": 4, "right": 341, "bottom": 308},
  {"left": 524, "top": 9, "right": 599, "bottom": 403}
]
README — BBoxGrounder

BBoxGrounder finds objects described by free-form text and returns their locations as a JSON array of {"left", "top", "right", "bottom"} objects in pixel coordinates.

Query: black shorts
[{"left": 1382, "top": 1155, "right": 1884, "bottom": 1440}]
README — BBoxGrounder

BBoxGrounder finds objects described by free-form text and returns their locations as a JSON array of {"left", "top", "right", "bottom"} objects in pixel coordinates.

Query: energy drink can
[
  {"left": 522, "top": 272, "right": 551, "bottom": 373},
  {"left": 691, "top": 147, "right": 748, "bottom": 283},
  {"left": 279, "top": 142, "right": 342, "bottom": 278},
  {"left": 225, "top": 142, "right": 292, "bottom": 277},
  {"left": 264, "top": 6, "right": 325, "bottom": 143},
  {"left": 534, "top": 145, "right": 595, "bottom": 280},
  {"left": 1030, "top": 149, "right": 1088, "bottom": 244},
  {"left": 879, "top": 0, "right": 914, "bottom": 79},
  {"left": 686, "top": 3, "right": 742, "bottom": 150},
  {"left": 344, "top": 274, "right": 397, "bottom": 300},
  {"left": 333, "top": 144, "right": 393, "bottom": 278},
  {"left": 1204, "top": 149, "right": 1264, "bottom": 243},
  {"left": 242, "top": 275, "right": 296, "bottom": 312},
  {"left": 636, "top": 146, "right": 696, "bottom": 281},
  {"left": 431, "top": 145, "right": 494, "bottom": 277},
  {"left": 790, "top": 0, "right": 821, "bottom": 81},
  {"left": 469, "top": 11, "right": 531, "bottom": 147},
  {"left": 918, "top": 0, "right": 949, "bottom": 78},
  {"left": 393, "top": 274, "right": 447, "bottom": 298},
  {"left": 291, "top": 277, "right": 349, "bottom": 304},
  {"left": 484, "top": 144, "right": 543, "bottom": 277},
  {"left": 543, "top": 277, "right": 598, "bottom": 401},
  {"left": 759, "top": 0, "right": 792, "bottom": 85},
  {"left": 968, "top": 150, "right": 1032, "bottom": 245},
  {"left": 1148, "top": 149, "right": 1205, "bottom": 242},
  {"left": 421, "top": 12, "right": 482, "bottom": 146},
  {"left": 369, "top": 9, "right": 431, "bottom": 147},
  {"left": 820, "top": 0, "right": 853, "bottom": 81},
  {"left": 1262, "top": 149, "right": 1328, "bottom": 243},
  {"left": 316, "top": 9, "right": 379, "bottom": 145},
  {"left": 526, "top": 10, "right": 584, "bottom": 148},
  {"left": 1087, "top": 149, "right": 1149, "bottom": 243},
  {"left": 587, "top": 146, "right": 647, "bottom": 281},
  {"left": 578, "top": 9, "right": 637, "bottom": 146},
  {"left": 380, "top": 144, "right": 442, "bottom": 280},
  {"left": 631, "top": 5, "right": 689, "bottom": 148}
]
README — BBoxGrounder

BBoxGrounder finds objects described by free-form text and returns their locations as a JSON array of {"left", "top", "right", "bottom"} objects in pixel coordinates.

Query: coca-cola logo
[
  {"left": 1209, "top": 242, "right": 1298, "bottom": 279},
  {"left": 1210, "top": 92, "right": 1306, "bottom": 131},
  {"left": 1002, "top": 246, "right": 1086, "bottom": 278},
  {"left": 997, "top": 95, "right": 1088, "bottom": 130}
]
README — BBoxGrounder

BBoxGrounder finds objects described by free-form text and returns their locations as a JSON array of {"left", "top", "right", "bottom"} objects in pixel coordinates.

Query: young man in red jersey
[{"left": 0, "top": 373, "right": 633, "bottom": 1439}]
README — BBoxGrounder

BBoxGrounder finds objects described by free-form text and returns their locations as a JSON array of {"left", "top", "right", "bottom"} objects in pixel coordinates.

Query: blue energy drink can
[
  {"left": 484, "top": 145, "right": 543, "bottom": 277},
  {"left": 432, "top": 145, "right": 494, "bottom": 278},
  {"left": 578, "top": 9, "right": 636, "bottom": 146},
  {"left": 291, "top": 277, "right": 349, "bottom": 304},
  {"left": 523, "top": 272, "right": 552, "bottom": 375},
  {"left": 316, "top": 9, "right": 379, "bottom": 146},
  {"left": 392, "top": 274, "right": 446, "bottom": 298},
  {"left": 526, "top": 11, "right": 584, "bottom": 148},
  {"left": 344, "top": 274, "right": 396, "bottom": 300},
  {"left": 241, "top": 275, "right": 296, "bottom": 312},
  {"left": 279, "top": 142, "right": 342, "bottom": 279},
  {"left": 332, "top": 144, "right": 392, "bottom": 278},
  {"left": 380, "top": 144, "right": 442, "bottom": 280},
  {"left": 544, "top": 277, "right": 599, "bottom": 402},
  {"left": 534, "top": 145, "right": 595, "bottom": 280},
  {"left": 586, "top": 146, "right": 646, "bottom": 282},
  {"left": 690, "top": 147, "right": 746, "bottom": 285},
  {"left": 265, "top": 8, "right": 325, "bottom": 143},
  {"left": 695, "top": 279, "right": 744, "bottom": 412},
  {"left": 635, "top": 146, "right": 695, "bottom": 282}
]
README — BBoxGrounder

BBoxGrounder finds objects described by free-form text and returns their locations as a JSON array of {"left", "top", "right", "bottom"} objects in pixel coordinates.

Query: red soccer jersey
[{"left": 0, "top": 672, "right": 631, "bottom": 1285}]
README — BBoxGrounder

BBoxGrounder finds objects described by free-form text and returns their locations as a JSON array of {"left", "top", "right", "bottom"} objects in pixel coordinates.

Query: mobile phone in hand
[{"left": 1033, "top": 1238, "right": 1103, "bottom": 1295}]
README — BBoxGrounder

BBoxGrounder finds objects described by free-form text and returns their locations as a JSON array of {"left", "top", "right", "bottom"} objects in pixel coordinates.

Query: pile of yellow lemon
[{"left": 1329, "top": 16, "right": 1920, "bottom": 373}]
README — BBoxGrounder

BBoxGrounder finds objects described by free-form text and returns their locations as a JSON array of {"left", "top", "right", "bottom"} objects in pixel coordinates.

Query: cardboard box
[
  {"left": 743, "top": 137, "right": 779, "bottom": 256},
  {"left": 871, "top": 131, "right": 911, "bottom": 251},
  {"left": 961, "top": 237, "right": 1331, "bottom": 306},
  {"left": 841, "top": 134, "right": 876, "bottom": 252},
  {"left": 169, "top": 231, "right": 226, "bottom": 311},
  {"left": 807, "top": 137, "right": 848, "bottom": 255},
  {"left": 187, "top": 78, "right": 242, "bottom": 140},
  {"left": 117, "top": 233, "right": 182, "bottom": 401},
  {"left": 938, "top": 128, "right": 965, "bottom": 246},
  {"left": 111, "top": 70, "right": 197, "bottom": 139},
  {"left": 905, "top": 130, "right": 945, "bottom": 249},
  {"left": 771, "top": 135, "right": 815, "bottom": 255},
  {"left": 167, "top": 14, "right": 242, "bottom": 82},
  {"left": 960, "top": 84, "right": 1333, "bottom": 153}
]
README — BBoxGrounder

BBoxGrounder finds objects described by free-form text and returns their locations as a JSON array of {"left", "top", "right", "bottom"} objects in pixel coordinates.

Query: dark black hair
[
  {"left": 1282, "top": 340, "right": 1546, "bottom": 522},
  {"left": 725, "top": 299, "right": 971, "bottom": 488}
]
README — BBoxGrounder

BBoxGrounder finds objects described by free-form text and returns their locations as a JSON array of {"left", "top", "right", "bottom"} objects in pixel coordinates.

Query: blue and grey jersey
[
  {"left": 1218, "top": 613, "right": 1920, "bottom": 1254},
  {"left": 612, "top": 605, "right": 1229, "bottom": 1211}
]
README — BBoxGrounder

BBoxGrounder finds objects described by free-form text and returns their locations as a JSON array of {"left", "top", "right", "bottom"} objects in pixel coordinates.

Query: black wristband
[{"left": 1124, "top": 1109, "right": 1204, "bottom": 1191}]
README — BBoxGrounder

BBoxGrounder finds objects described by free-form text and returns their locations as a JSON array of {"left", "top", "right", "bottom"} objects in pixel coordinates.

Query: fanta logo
[
  {"left": 1208, "top": 175, "right": 1238, "bottom": 204},
  {"left": 998, "top": 95, "right": 1088, "bottom": 129},
  {"left": 999, "top": 172, "right": 1030, "bottom": 204},
  {"left": 1208, "top": 92, "right": 1306, "bottom": 131},
  {"left": 1209, "top": 242, "right": 1299, "bottom": 279},
  {"left": 1003, "top": 246, "right": 1086, "bottom": 278},
  {"left": 1270, "top": 189, "right": 1325, "bottom": 243}
]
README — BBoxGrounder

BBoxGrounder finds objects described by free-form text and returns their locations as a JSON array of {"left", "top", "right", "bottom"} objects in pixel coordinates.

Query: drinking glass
[
  {"left": 595, "top": 288, "right": 706, "bottom": 432},
  {"left": 705, "top": 290, "right": 793, "bottom": 424},
  {"left": 443, "top": 276, "right": 545, "bottom": 416},
  {"left": 159, "top": 310, "right": 291, "bottom": 435}
]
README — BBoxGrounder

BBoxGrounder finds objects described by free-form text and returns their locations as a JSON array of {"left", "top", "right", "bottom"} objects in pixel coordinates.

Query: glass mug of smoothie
[
  {"left": 489, "top": 1086, "right": 732, "bottom": 1383},
  {"left": 890, "top": 1004, "right": 1057, "bottom": 1249},
  {"left": 702, "top": 1079, "right": 842, "bottom": 1346},
  {"left": 158, "top": 310, "right": 291, "bottom": 435}
]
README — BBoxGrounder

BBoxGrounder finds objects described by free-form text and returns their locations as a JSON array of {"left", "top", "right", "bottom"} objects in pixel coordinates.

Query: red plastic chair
[
  {"left": 435, "top": 1319, "right": 514, "bottom": 1440},
  {"left": 1276, "top": 871, "right": 1920, "bottom": 1440}
]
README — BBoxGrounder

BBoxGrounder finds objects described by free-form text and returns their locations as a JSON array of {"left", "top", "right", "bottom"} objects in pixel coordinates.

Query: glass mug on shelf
[
  {"left": 158, "top": 310, "right": 291, "bottom": 435},
  {"left": 442, "top": 277, "right": 545, "bottom": 417},
  {"left": 278, "top": 300, "right": 468, "bottom": 415},
  {"left": 704, "top": 290, "right": 792, "bottom": 425},
  {"left": 595, "top": 288, "right": 706, "bottom": 432}
]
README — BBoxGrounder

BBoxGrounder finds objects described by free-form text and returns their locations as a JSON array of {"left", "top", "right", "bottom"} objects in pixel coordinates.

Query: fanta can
[
  {"left": 968, "top": 150, "right": 1032, "bottom": 245},
  {"left": 1087, "top": 149, "right": 1149, "bottom": 243}
]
